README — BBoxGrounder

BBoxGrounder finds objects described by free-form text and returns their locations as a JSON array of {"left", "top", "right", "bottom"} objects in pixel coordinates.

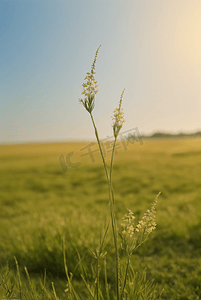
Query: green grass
[{"left": 0, "top": 138, "right": 201, "bottom": 299}]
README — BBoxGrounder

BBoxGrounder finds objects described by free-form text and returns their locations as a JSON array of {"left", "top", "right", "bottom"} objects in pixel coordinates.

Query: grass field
[{"left": 0, "top": 137, "right": 201, "bottom": 299}]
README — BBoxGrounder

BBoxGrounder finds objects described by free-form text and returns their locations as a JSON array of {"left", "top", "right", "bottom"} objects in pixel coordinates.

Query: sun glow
[{"left": 169, "top": 3, "right": 201, "bottom": 65}]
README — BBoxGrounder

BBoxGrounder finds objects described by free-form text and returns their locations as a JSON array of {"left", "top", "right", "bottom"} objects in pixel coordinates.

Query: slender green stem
[
  {"left": 109, "top": 137, "right": 117, "bottom": 187},
  {"left": 90, "top": 113, "right": 120, "bottom": 300},
  {"left": 90, "top": 114, "right": 110, "bottom": 181},
  {"left": 121, "top": 254, "right": 131, "bottom": 299},
  {"left": 96, "top": 257, "right": 100, "bottom": 300},
  {"left": 109, "top": 137, "right": 121, "bottom": 296}
]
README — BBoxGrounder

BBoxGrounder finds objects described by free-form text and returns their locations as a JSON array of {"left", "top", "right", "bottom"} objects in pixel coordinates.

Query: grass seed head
[
  {"left": 112, "top": 89, "right": 125, "bottom": 138},
  {"left": 79, "top": 45, "right": 101, "bottom": 113},
  {"left": 120, "top": 193, "right": 160, "bottom": 255}
]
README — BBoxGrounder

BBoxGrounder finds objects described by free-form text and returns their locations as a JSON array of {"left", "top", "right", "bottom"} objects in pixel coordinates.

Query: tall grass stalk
[
  {"left": 79, "top": 46, "right": 160, "bottom": 299},
  {"left": 79, "top": 49, "right": 121, "bottom": 295}
]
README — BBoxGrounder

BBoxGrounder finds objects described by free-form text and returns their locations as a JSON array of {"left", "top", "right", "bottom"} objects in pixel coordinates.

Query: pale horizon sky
[{"left": 1, "top": 0, "right": 201, "bottom": 144}]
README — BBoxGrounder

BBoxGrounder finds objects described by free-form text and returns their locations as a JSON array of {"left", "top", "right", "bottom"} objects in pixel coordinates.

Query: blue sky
[{"left": 1, "top": 0, "right": 201, "bottom": 144}]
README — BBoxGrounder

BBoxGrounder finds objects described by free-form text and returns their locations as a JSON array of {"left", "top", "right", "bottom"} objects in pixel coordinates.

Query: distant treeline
[{"left": 141, "top": 131, "right": 201, "bottom": 139}]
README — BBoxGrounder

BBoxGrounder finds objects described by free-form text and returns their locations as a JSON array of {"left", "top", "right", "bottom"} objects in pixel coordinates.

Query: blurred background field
[{"left": 0, "top": 138, "right": 201, "bottom": 299}]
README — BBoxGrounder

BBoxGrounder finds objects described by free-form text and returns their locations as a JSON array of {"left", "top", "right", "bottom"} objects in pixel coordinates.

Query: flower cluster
[
  {"left": 120, "top": 193, "right": 160, "bottom": 256},
  {"left": 112, "top": 89, "right": 125, "bottom": 138},
  {"left": 82, "top": 73, "right": 98, "bottom": 98},
  {"left": 79, "top": 45, "right": 101, "bottom": 113},
  {"left": 120, "top": 210, "right": 136, "bottom": 255}
]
